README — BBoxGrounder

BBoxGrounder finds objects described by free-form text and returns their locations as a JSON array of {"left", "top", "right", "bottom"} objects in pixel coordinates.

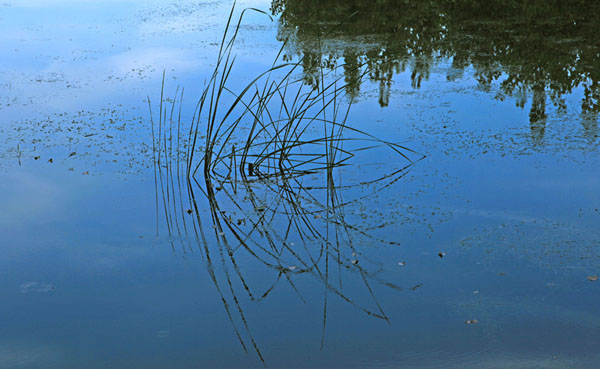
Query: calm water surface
[{"left": 1, "top": 1, "right": 599, "bottom": 368}]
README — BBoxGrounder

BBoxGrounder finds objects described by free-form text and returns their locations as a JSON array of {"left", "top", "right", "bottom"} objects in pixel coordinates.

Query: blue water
[{"left": 1, "top": 1, "right": 599, "bottom": 368}]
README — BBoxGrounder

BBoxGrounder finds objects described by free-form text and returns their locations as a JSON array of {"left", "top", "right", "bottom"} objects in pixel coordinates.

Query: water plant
[{"left": 149, "top": 2, "right": 424, "bottom": 364}]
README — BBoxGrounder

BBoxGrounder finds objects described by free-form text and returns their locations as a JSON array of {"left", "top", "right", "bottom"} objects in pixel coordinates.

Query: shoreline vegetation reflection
[{"left": 271, "top": 0, "right": 600, "bottom": 143}]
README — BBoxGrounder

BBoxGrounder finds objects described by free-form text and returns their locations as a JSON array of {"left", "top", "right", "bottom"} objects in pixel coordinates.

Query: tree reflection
[{"left": 272, "top": 0, "right": 600, "bottom": 142}]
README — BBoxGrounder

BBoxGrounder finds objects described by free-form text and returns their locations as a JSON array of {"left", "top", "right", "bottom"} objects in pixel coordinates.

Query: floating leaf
[
  {"left": 69, "top": 152, "right": 77, "bottom": 157},
  {"left": 48, "top": 158, "right": 53, "bottom": 163}
]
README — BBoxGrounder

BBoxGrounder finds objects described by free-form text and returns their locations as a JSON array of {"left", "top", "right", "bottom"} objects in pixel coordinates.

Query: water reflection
[
  {"left": 271, "top": 0, "right": 600, "bottom": 143},
  {"left": 156, "top": 160, "right": 421, "bottom": 362}
]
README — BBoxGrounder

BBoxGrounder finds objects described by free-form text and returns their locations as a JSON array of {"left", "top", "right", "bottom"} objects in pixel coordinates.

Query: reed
[{"left": 149, "top": 2, "right": 424, "bottom": 364}]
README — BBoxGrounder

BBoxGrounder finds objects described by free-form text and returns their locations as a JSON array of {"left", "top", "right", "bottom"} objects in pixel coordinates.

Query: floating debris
[
  {"left": 34, "top": 156, "right": 40, "bottom": 160},
  {"left": 287, "top": 266, "right": 297, "bottom": 271},
  {"left": 351, "top": 259, "right": 359, "bottom": 265},
  {"left": 465, "top": 319, "right": 479, "bottom": 324},
  {"left": 438, "top": 252, "right": 446, "bottom": 258},
  {"left": 473, "top": 290, "right": 479, "bottom": 294},
  {"left": 69, "top": 151, "right": 77, "bottom": 157},
  {"left": 186, "top": 209, "right": 193, "bottom": 214},
  {"left": 587, "top": 275, "right": 598, "bottom": 281},
  {"left": 48, "top": 158, "right": 53, "bottom": 163},
  {"left": 398, "top": 261, "right": 406, "bottom": 266},
  {"left": 82, "top": 171, "right": 89, "bottom": 175}
]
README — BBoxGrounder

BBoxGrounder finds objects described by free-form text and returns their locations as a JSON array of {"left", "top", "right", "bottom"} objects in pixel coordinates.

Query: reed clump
[{"left": 149, "top": 3, "right": 424, "bottom": 364}]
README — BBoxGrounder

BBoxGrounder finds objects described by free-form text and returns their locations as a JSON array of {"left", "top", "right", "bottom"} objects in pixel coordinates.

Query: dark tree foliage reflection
[{"left": 272, "top": 0, "right": 600, "bottom": 142}]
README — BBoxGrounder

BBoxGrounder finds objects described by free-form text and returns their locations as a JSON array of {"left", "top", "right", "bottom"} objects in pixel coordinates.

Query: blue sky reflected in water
[{"left": 1, "top": 1, "right": 600, "bottom": 368}]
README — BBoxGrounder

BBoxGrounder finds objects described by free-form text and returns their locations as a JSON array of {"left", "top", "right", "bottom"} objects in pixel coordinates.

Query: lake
[{"left": 1, "top": 0, "right": 599, "bottom": 368}]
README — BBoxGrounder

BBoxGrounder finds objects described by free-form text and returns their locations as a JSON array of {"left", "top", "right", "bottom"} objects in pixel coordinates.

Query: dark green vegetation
[{"left": 272, "top": 0, "right": 600, "bottom": 142}]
